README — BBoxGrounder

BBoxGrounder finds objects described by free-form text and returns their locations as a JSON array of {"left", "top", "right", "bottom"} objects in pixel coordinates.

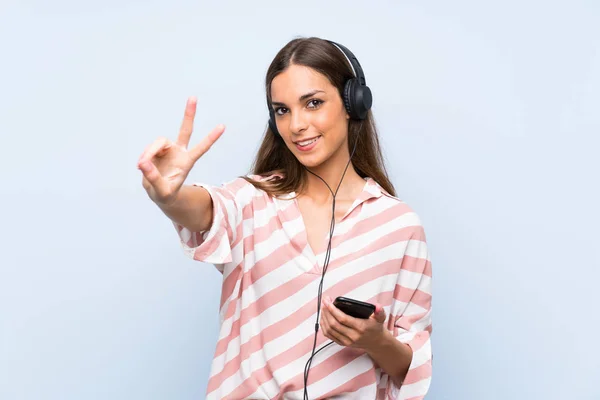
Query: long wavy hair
[{"left": 241, "top": 36, "right": 396, "bottom": 198}]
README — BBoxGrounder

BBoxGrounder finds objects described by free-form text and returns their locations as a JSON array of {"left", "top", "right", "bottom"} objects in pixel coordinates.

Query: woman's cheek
[{"left": 313, "top": 111, "right": 336, "bottom": 132}]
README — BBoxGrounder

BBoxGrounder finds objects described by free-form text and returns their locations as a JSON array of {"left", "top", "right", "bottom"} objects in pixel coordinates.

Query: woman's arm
[
  {"left": 365, "top": 329, "right": 413, "bottom": 387},
  {"left": 155, "top": 185, "right": 214, "bottom": 233}
]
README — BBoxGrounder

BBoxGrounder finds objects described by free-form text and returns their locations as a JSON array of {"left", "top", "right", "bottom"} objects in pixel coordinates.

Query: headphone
[
  {"left": 268, "top": 40, "right": 373, "bottom": 136},
  {"left": 265, "top": 39, "right": 373, "bottom": 400}
]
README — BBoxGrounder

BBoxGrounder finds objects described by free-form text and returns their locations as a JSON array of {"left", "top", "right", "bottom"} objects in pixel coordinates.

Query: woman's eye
[
  {"left": 307, "top": 99, "right": 323, "bottom": 108},
  {"left": 274, "top": 100, "right": 322, "bottom": 116}
]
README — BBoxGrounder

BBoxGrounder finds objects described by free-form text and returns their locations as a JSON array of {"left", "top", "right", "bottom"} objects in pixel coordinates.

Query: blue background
[{"left": 1, "top": 1, "right": 598, "bottom": 399}]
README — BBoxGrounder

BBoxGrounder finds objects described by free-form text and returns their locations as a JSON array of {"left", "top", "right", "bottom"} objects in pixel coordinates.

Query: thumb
[{"left": 372, "top": 304, "right": 386, "bottom": 324}]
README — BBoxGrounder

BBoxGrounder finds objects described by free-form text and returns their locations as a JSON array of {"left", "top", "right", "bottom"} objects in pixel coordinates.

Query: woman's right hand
[{"left": 137, "top": 96, "right": 225, "bottom": 206}]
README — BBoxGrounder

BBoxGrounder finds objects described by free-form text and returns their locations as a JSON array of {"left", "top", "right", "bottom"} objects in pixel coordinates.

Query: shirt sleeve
[
  {"left": 384, "top": 224, "right": 433, "bottom": 400},
  {"left": 173, "top": 177, "right": 252, "bottom": 273}
]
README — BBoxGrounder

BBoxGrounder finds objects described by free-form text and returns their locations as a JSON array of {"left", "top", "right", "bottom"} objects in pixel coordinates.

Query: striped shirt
[{"left": 174, "top": 173, "right": 433, "bottom": 399}]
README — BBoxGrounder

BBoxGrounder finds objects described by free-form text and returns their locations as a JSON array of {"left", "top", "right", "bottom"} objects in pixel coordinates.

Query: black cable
[{"left": 302, "top": 128, "right": 361, "bottom": 400}]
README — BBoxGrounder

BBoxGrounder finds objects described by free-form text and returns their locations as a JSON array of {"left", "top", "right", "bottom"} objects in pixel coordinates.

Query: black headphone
[{"left": 268, "top": 40, "right": 373, "bottom": 136}]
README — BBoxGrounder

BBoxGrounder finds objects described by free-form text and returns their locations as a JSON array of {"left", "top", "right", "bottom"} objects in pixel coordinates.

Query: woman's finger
[
  {"left": 326, "top": 299, "right": 359, "bottom": 331},
  {"left": 138, "top": 160, "right": 170, "bottom": 199},
  {"left": 324, "top": 321, "right": 349, "bottom": 346},
  {"left": 320, "top": 314, "right": 345, "bottom": 346},
  {"left": 138, "top": 137, "right": 171, "bottom": 165},
  {"left": 188, "top": 124, "right": 226, "bottom": 163},
  {"left": 322, "top": 305, "right": 354, "bottom": 344},
  {"left": 176, "top": 96, "right": 197, "bottom": 147}
]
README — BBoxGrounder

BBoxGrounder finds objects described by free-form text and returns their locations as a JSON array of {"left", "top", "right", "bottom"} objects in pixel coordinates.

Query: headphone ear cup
[
  {"left": 343, "top": 79, "right": 356, "bottom": 119},
  {"left": 354, "top": 85, "right": 373, "bottom": 120},
  {"left": 344, "top": 79, "right": 373, "bottom": 120}
]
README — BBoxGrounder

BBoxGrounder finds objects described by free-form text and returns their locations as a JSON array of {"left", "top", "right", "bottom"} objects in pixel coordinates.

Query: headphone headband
[{"left": 326, "top": 40, "right": 367, "bottom": 86}]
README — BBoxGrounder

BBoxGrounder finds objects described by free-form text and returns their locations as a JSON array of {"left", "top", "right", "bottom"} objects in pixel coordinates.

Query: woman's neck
[{"left": 300, "top": 163, "right": 364, "bottom": 205}]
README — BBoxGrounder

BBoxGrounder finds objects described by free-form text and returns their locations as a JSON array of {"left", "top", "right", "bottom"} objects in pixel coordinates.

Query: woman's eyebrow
[{"left": 271, "top": 90, "right": 325, "bottom": 107}]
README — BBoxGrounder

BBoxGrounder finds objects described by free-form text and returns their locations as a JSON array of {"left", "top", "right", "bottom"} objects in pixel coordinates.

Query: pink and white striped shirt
[{"left": 174, "top": 173, "right": 433, "bottom": 399}]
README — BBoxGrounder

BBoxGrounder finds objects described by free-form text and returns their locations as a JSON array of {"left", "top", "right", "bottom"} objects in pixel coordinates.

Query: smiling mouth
[{"left": 294, "top": 136, "right": 321, "bottom": 146}]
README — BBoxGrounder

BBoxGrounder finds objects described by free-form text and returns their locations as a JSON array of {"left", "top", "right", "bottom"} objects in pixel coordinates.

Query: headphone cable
[{"left": 302, "top": 127, "right": 361, "bottom": 400}]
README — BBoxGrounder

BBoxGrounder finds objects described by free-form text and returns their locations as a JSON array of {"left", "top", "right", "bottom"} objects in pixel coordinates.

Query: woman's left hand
[{"left": 320, "top": 296, "right": 387, "bottom": 351}]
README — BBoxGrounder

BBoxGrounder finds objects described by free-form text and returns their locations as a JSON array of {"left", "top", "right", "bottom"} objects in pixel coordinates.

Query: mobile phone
[{"left": 333, "top": 296, "right": 375, "bottom": 319}]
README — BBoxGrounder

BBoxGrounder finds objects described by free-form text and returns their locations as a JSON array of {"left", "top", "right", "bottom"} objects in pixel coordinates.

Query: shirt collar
[
  {"left": 275, "top": 176, "right": 385, "bottom": 203},
  {"left": 344, "top": 177, "right": 384, "bottom": 213}
]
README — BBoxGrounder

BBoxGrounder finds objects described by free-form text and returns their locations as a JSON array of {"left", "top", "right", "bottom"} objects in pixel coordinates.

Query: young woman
[{"left": 137, "top": 37, "right": 432, "bottom": 400}]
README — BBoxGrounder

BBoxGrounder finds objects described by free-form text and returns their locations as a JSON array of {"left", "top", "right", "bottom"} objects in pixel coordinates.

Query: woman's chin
[{"left": 296, "top": 153, "right": 326, "bottom": 169}]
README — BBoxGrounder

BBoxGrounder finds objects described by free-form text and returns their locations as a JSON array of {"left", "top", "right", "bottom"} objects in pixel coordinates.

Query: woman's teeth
[{"left": 298, "top": 137, "right": 319, "bottom": 146}]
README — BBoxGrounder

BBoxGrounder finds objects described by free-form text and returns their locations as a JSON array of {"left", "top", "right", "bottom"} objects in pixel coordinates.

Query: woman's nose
[{"left": 289, "top": 110, "right": 308, "bottom": 134}]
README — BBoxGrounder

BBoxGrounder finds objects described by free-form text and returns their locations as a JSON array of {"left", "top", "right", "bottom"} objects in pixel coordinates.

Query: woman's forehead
[{"left": 271, "top": 65, "right": 334, "bottom": 102}]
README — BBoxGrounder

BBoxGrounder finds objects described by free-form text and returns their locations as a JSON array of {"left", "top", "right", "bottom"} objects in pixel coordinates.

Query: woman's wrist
[
  {"left": 364, "top": 328, "right": 394, "bottom": 356},
  {"left": 365, "top": 329, "right": 412, "bottom": 386}
]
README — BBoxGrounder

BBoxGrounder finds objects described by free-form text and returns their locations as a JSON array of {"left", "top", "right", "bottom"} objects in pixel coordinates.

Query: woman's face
[{"left": 270, "top": 64, "right": 350, "bottom": 169}]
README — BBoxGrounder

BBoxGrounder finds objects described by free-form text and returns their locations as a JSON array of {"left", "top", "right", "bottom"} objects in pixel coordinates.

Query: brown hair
[{"left": 241, "top": 36, "right": 396, "bottom": 198}]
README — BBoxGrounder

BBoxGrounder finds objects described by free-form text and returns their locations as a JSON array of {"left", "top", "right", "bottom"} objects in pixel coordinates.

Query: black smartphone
[{"left": 333, "top": 296, "right": 376, "bottom": 319}]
